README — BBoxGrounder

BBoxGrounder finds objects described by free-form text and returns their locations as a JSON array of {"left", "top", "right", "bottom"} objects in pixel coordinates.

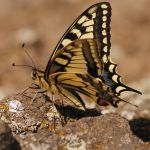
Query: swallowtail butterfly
[{"left": 22, "top": 2, "right": 142, "bottom": 110}]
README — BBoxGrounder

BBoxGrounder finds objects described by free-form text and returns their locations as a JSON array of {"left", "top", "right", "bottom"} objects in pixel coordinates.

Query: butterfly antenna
[
  {"left": 12, "top": 63, "right": 34, "bottom": 69},
  {"left": 22, "top": 43, "right": 36, "bottom": 69}
]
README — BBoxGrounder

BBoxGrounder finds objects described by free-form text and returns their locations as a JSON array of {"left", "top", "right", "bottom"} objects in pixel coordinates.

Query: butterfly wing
[
  {"left": 48, "top": 39, "right": 103, "bottom": 77},
  {"left": 45, "top": 2, "right": 141, "bottom": 97},
  {"left": 54, "top": 73, "right": 99, "bottom": 110},
  {"left": 52, "top": 73, "right": 101, "bottom": 110},
  {"left": 45, "top": 2, "right": 111, "bottom": 77},
  {"left": 51, "top": 73, "right": 128, "bottom": 109}
]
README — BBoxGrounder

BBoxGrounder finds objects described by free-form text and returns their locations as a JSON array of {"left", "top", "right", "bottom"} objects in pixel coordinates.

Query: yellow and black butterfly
[{"left": 16, "top": 2, "right": 142, "bottom": 110}]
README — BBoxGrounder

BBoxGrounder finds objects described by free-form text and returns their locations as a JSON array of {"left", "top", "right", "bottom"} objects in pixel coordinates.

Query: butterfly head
[
  {"left": 32, "top": 68, "right": 44, "bottom": 82},
  {"left": 32, "top": 68, "right": 39, "bottom": 81},
  {"left": 31, "top": 68, "right": 49, "bottom": 90}
]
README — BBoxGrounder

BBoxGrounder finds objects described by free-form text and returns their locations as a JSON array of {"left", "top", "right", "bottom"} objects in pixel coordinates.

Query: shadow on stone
[
  {"left": 10, "top": 140, "right": 21, "bottom": 150},
  {"left": 129, "top": 118, "right": 150, "bottom": 142},
  {"left": 56, "top": 104, "right": 101, "bottom": 120},
  {"left": 0, "top": 121, "right": 21, "bottom": 150}
]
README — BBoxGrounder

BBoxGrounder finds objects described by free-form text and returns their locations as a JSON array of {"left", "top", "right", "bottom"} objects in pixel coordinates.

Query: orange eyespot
[{"left": 97, "top": 98, "right": 109, "bottom": 106}]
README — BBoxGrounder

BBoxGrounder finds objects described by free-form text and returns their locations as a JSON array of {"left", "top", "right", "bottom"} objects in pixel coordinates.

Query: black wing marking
[
  {"left": 48, "top": 39, "right": 103, "bottom": 77},
  {"left": 45, "top": 2, "right": 111, "bottom": 78},
  {"left": 101, "top": 59, "right": 142, "bottom": 96}
]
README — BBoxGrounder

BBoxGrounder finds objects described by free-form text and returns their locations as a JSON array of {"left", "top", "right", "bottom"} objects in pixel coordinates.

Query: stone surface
[
  {"left": 0, "top": 89, "right": 149, "bottom": 149},
  {"left": 37, "top": 113, "right": 147, "bottom": 150},
  {"left": 0, "top": 121, "right": 21, "bottom": 150}
]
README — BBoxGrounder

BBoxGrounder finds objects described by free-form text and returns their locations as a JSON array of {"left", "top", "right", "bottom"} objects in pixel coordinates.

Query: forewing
[
  {"left": 45, "top": 2, "right": 111, "bottom": 77},
  {"left": 45, "top": 2, "right": 141, "bottom": 96},
  {"left": 49, "top": 39, "right": 103, "bottom": 77}
]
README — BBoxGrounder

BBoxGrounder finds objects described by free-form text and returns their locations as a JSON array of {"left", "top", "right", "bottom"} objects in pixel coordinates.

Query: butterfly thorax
[
  {"left": 32, "top": 69, "right": 59, "bottom": 96},
  {"left": 32, "top": 69, "right": 49, "bottom": 90}
]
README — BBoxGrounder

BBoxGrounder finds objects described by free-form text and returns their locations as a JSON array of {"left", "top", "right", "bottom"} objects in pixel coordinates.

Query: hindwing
[{"left": 51, "top": 73, "right": 128, "bottom": 109}]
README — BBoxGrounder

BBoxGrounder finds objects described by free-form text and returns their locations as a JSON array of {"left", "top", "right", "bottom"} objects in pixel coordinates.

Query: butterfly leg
[
  {"left": 59, "top": 94, "right": 64, "bottom": 108},
  {"left": 18, "top": 86, "right": 30, "bottom": 96},
  {"left": 18, "top": 83, "right": 40, "bottom": 98},
  {"left": 48, "top": 94, "right": 61, "bottom": 130},
  {"left": 29, "top": 83, "right": 41, "bottom": 89},
  {"left": 30, "top": 92, "right": 38, "bottom": 103},
  {"left": 30, "top": 90, "right": 47, "bottom": 103}
]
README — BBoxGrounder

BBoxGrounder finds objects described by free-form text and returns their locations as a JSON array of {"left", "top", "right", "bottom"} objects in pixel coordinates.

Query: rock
[
  {"left": 0, "top": 92, "right": 63, "bottom": 134},
  {"left": 117, "top": 77, "right": 150, "bottom": 145},
  {"left": 0, "top": 92, "right": 149, "bottom": 150},
  {"left": 37, "top": 113, "right": 147, "bottom": 150},
  {"left": 0, "top": 121, "right": 21, "bottom": 150}
]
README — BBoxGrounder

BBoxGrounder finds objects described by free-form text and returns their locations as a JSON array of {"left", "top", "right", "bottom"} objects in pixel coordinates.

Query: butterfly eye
[{"left": 32, "top": 71, "right": 37, "bottom": 80}]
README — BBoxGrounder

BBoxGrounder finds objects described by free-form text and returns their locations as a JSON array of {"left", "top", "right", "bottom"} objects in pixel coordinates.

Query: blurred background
[{"left": 0, "top": 0, "right": 150, "bottom": 99}]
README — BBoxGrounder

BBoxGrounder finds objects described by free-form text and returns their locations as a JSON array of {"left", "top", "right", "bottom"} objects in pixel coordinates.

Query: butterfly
[{"left": 21, "top": 2, "right": 141, "bottom": 110}]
